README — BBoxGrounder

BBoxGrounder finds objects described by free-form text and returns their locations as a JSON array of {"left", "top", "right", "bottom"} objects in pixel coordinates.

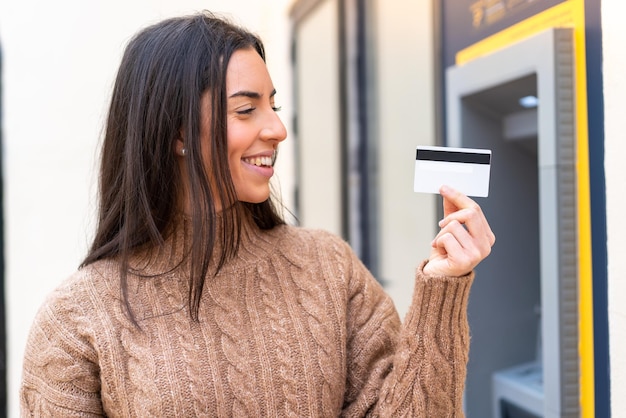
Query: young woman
[{"left": 20, "top": 11, "right": 495, "bottom": 417}]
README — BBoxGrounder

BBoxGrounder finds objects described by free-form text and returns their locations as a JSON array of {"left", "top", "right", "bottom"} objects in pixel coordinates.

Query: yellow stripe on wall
[
  {"left": 570, "top": 1, "right": 595, "bottom": 416},
  {"left": 455, "top": 1, "right": 595, "bottom": 416}
]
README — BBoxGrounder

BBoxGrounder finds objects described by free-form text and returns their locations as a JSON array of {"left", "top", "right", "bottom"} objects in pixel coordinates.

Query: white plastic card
[{"left": 414, "top": 146, "right": 491, "bottom": 197}]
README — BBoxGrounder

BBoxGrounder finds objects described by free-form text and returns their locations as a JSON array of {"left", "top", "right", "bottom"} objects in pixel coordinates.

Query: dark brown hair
[{"left": 81, "top": 12, "right": 284, "bottom": 322}]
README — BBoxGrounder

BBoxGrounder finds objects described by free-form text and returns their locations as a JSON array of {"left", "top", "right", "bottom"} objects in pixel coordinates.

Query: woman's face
[{"left": 218, "top": 47, "right": 287, "bottom": 204}]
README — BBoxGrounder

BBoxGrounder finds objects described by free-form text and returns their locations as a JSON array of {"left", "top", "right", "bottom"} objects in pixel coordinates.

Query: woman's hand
[{"left": 423, "top": 185, "right": 496, "bottom": 277}]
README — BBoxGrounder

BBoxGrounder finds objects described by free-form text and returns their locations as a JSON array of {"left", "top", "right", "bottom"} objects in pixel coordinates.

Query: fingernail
[
  {"left": 438, "top": 219, "right": 444, "bottom": 227},
  {"left": 440, "top": 185, "right": 449, "bottom": 194}
]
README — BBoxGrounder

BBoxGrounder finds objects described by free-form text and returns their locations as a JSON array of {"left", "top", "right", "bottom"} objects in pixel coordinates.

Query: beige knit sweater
[{"left": 21, "top": 222, "right": 473, "bottom": 417}]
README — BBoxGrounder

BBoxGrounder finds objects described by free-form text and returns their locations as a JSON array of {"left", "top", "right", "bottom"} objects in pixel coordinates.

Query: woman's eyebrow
[{"left": 229, "top": 88, "right": 277, "bottom": 99}]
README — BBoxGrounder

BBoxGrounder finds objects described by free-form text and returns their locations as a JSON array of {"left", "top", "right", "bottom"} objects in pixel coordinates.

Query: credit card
[{"left": 414, "top": 146, "right": 491, "bottom": 197}]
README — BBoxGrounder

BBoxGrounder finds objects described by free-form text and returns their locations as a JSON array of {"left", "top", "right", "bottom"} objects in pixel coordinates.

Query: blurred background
[{"left": 0, "top": 0, "right": 623, "bottom": 417}]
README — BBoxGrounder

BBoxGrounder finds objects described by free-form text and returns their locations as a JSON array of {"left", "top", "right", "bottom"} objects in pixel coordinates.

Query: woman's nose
[{"left": 262, "top": 108, "right": 287, "bottom": 143}]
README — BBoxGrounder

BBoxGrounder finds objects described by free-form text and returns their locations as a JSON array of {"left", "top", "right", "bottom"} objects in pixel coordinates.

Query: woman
[{"left": 21, "top": 11, "right": 495, "bottom": 417}]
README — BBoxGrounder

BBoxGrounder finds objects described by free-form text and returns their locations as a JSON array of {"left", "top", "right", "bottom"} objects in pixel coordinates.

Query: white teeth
[{"left": 243, "top": 155, "right": 273, "bottom": 167}]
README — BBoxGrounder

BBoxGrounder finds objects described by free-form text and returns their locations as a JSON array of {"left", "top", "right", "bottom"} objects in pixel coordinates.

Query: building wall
[
  {"left": 602, "top": 0, "right": 625, "bottom": 413},
  {"left": 0, "top": 2, "right": 293, "bottom": 416},
  {"left": 370, "top": 0, "right": 437, "bottom": 318},
  {"left": 292, "top": 0, "right": 343, "bottom": 236},
  {"left": 291, "top": 0, "right": 437, "bottom": 317}
]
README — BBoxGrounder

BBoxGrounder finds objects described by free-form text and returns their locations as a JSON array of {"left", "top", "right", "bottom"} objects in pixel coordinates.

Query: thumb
[{"left": 441, "top": 185, "right": 460, "bottom": 217}]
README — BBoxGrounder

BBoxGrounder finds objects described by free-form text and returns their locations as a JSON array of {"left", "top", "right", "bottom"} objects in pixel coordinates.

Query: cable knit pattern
[
  {"left": 21, "top": 223, "right": 473, "bottom": 417},
  {"left": 288, "top": 237, "right": 345, "bottom": 415},
  {"left": 121, "top": 326, "right": 158, "bottom": 416},
  {"left": 209, "top": 269, "right": 261, "bottom": 417},
  {"left": 378, "top": 264, "right": 472, "bottom": 417},
  {"left": 174, "top": 310, "right": 209, "bottom": 416},
  {"left": 258, "top": 261, "right": 300, "bottom": 417}
]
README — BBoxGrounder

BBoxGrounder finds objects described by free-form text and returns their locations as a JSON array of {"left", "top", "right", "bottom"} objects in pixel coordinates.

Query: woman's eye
[
  {"left": 236, "top": 107, "right": 255, "bottom": 115},
  {"left": 272, "top": 105, "right": 282, "bottom": 112}
]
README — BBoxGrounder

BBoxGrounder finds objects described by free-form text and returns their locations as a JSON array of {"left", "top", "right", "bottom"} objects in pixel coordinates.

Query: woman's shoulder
[{"left": 35, "top": 260, "right": 118, "bottom": 320}]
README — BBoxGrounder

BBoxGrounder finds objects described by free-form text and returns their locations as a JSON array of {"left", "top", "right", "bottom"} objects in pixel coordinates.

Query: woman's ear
[{"left": 174, "top": 137, "right": 187, "bottom": 157}]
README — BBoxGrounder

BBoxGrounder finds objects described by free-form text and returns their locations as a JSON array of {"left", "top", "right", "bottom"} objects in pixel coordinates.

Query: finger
[
  {"left": 433, "top": 232, "right": 474, "bottom": 275},
  {"left": 443, "top": 219, "right": 473, "bottom": 247},
  {"left": 432, "top": 218, "right": 465, "bottom": 245},
  {"left": 439, "top": 186, "right": 496, "bottom": 246},
  {"left": 437, "top": 218, "right": 493, "bottom": 263},
  {"left": 439, "top": 193, "right": 496, "bottom": 247},
  {"left": 440, "top": 185, "right": 476, "bottom": 217},
  {"left": 440, "top": 206, "right": 494, "bottom": 246}
]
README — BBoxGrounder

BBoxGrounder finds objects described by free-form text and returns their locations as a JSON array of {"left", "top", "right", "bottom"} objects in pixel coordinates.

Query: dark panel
[
  {"left": 584, "top": 0, "right": 611, "bottom": 416},
  {"left": 0, "top": 45, "right": 7, "bottom": 417},
  {"left": 441, "top": 0, "right": 566, "bottom": 67}
]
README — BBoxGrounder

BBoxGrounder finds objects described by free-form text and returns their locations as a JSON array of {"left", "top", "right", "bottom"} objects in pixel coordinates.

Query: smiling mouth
[{"left": 242, "top": 150, "right": 277, "bottom": 168}]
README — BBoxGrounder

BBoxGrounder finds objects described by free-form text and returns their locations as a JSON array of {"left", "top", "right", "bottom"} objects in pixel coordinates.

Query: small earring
[{"left": 180, "top": 148, "right": 187, "bottom": 157}]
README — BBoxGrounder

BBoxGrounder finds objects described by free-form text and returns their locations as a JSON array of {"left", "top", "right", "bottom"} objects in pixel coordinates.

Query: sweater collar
[{"left": 128, "top": 209, "right": 281, "bottom": 278}]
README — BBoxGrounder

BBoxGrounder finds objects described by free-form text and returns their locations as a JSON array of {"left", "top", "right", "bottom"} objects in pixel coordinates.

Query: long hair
[{"left": 81, "top": 12, "right": 284, "bottom": 322}]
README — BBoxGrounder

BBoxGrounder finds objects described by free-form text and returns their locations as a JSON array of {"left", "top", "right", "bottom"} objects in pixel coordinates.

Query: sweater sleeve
[
  {"left": 20, "top": 280, "right": 105, "bottom": 417},
  {"left": 341, "top": 250, "right": 473, "bottom": 418}
]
